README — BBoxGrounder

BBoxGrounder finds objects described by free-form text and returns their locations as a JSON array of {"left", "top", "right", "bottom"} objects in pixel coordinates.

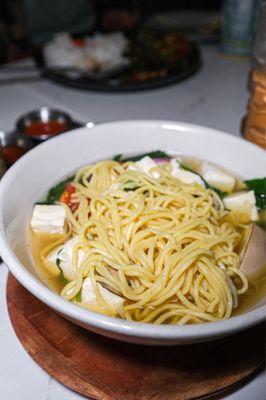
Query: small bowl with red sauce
[
  {"left": 0, "top": 130, "right": 33, "bottom": 168},
  {"left": 16, "top": 108, "right": 78, "bottom": 143}
]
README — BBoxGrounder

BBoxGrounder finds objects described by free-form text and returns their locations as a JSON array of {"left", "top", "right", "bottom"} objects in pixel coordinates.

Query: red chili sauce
[
  {"left": 25, "top": 120, "right": 67, "bottom": 137},
  {"left": 3, "top": 145, "right": 26, "bottom": 166}
]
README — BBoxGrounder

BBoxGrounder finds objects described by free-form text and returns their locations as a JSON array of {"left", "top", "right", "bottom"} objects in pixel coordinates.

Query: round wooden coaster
[{"left": 6, "top": 274, "right": 265, "bottom": 400}]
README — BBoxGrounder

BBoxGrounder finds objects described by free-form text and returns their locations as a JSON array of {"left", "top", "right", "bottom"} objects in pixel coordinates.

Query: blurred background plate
[{"left": 34, "top": 30, "right": 201, "bottom": 92}]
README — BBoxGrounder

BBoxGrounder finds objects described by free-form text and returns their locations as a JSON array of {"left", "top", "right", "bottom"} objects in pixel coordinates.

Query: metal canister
[
  {"left": 16, "top": 108, "right": 80, "bottom": 144},
  {"left": 0, "top": 130, "right": 33, "bottom": 168},
  {"left": 221, "top": 0, "right": 261, "bottom": 56}
]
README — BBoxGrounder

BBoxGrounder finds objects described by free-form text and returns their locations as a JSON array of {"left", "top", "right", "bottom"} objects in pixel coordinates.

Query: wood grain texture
[{"left": 6, "top": 274, "right": 265, "bottom": 400}]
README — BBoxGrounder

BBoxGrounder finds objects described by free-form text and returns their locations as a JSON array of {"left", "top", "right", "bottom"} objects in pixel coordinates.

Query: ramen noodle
[{"left": 30, "top": 153, "right": 265, "bottom": 324}]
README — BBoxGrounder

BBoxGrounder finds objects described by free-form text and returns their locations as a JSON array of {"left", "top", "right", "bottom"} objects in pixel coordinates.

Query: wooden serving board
[{"left": 6, "top": 274, "right": 265, "bottom": 400}]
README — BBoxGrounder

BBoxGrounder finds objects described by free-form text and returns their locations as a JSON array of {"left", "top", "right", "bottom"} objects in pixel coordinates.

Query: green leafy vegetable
[
  {"left": 113, "top": 154, "right": 123, "bottom": 162},
  {"left": 37, "top": 175, "right": 74, "bottom": 205},
  {"left": 114, "top": 150, "right": 228, "bottom": 198},
  {"left": 244, "top": 178, "right": 266, "bottom": 211},
  {"left": 75, "top": 290, "right": 82, "bottom": 302},
  {"left": 56, "top": 254, "right": 69, "bottom": 284},
  {"left": 122, "top": 180, "right": 140, "bottom": 191},
  {"left": 113, "top": 150, "right": 169, "bottom": 163},
  {"left": 179, "top": 162, "right": 228, "bottom": 199},
  {"left": 203, "top": 181, "right": 228, "bottom": 199}
]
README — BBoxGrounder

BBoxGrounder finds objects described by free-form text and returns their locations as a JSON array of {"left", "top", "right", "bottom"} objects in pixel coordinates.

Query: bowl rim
[{"left": 0, "top": 119, "right": 265, "bottom": 342}]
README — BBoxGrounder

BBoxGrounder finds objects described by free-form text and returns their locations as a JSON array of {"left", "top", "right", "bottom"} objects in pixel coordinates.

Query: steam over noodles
[{"left": 30, "top": 154, "right": 265, "bottom": 324}]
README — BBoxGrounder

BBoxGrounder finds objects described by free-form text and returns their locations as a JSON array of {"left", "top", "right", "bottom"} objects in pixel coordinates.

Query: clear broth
[
  {"left": 29, "top": 156, "right": 266, "bottom": 317},
  {"left": 30, "top": 230, "right": 65, "bottom": 294}
]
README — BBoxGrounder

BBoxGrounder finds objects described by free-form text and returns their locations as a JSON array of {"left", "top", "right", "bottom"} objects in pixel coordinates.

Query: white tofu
[
  {"left": 170, "top": 159, "right": 205, "bottom": 187},
  {"left": 46, "top": 236, "right": 85, "bottom": 280},
  {"left": 31, "top": 205, "right": 67, "bottom": 234},
  {"left": 201, "top": 162, "right": 235, "bottom": 193},
  {"left": 81, "top": 276, "right": 124, "bottom": 315},
  {"left": 108, "top": 182, "right": 120, "bottom": 191},
  {"left": 128, "top": 156, "right": 160, "bottom": 179},
  {"left": 223, "top": 191, "right": 258, "bottom": 221}
]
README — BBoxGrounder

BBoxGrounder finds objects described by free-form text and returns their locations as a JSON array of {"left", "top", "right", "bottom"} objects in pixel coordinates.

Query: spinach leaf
[
  {"left": 75, "top": 290, "right": 82, "bottom": 302},
  {"left": 122, "top": 180, "right": 140, "bottom": 191},
  {"left": 113, "top": 154, "right": 123, "bottom": 162},
  {"left": 244, "top": 178, "right": 266, "bottom": 210},
  {"left": 37, "top": 175, "right": 74, "bottom": 205},
  {"left": 56, "top": 254, "right": 69, "bottom": 285},
  {"left": 113, "top": 150, "right": 169, "bottom": 163},
  {"left": 180, "top": 162, "right": 228, "bottom": 198},
  {"left": 114, "top": 150, "right": 228, "bottom": 199},
  {"left": 202, "top": 179, "right": 227, "bottom": 199}
]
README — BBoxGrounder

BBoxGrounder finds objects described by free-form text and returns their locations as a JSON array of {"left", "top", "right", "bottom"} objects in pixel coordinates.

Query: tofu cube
[
  {"left": 201, "top": 162, "right": 235, "bottom": 193},
  {"left": 128, "top": 156, "right": 160, "bottom": 179},
  {"left": 31, "top": 205, "right": 67, "bottom": 234},
  {"left": 170, "top": 159, "right": 205, "bottom": 187},
  {"left": 223, "top": 190, "right": 258, "bottom": 221},
  {"left": 46, "top": 236, "right": 85, "bottom": 281},
  {"left": 81, "top": 276, "right": 124, "bottom": 316}
]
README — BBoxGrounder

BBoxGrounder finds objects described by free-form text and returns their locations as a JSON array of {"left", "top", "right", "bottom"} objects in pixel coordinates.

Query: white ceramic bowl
[{"left": 0, "top": 120, "right": 265, "bottom": 345}]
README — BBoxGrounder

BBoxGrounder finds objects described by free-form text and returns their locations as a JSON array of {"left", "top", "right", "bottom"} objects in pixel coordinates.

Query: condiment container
[
  {"left": 16, "top": 107, "right": 80, "bottom": 144},
  {"left": 0, "top": 130, "right": 33, "bottom": 167}
]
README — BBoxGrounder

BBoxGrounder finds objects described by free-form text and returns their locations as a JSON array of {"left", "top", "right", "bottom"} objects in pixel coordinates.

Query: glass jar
[{"left": 221, "top": 0, "right": 261, "bottom": 56}]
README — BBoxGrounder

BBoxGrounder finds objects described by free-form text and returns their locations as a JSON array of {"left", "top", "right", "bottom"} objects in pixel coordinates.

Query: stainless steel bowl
[
  {"left": 16, "top": 107, "right": 77, "bottom": 142},
  {"left": 0, "top": 130, "right": 33, "bottom": 149},
  {"left": 0, "top": 130, "right": 33, "bottom": 166}
]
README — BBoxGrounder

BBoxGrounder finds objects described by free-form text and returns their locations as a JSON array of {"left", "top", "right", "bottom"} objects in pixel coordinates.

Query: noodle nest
[{"left": 42, "top": 159, "right": 249, "bottom": 324}]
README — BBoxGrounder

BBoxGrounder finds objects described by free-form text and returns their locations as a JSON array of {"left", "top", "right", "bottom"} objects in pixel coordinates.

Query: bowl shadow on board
[
  {"left": 73, "top": 320, "right": 266, "bottom": 364},
  {"left": 63, "top": 322, "right": 265, "bottom": 399}
]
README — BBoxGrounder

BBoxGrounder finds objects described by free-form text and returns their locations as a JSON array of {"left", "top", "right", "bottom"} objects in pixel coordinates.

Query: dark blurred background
[{"left": 0, "top": 0, "right": 221, "bottom": 63}]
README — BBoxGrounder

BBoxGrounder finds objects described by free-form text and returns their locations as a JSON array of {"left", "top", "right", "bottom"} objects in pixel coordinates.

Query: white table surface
[{"left": 0, "top": 46, "right": 265, "bottom": 400}]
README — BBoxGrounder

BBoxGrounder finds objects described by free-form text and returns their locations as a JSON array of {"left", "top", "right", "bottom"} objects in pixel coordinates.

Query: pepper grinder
[{"left": 242, "top": 0, "right": 266, "bottom": 148}]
